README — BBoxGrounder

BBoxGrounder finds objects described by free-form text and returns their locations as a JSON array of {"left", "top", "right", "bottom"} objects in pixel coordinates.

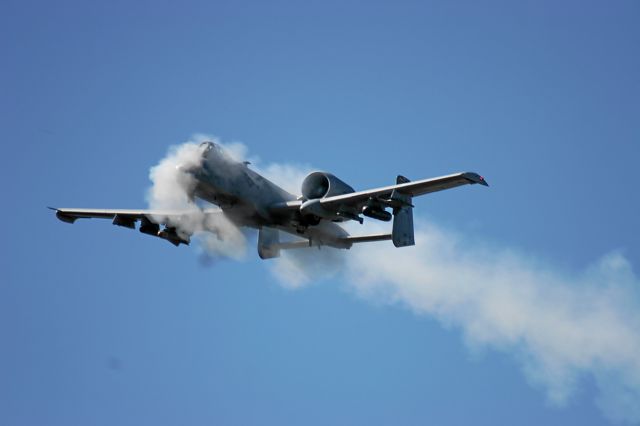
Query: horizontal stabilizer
[
  {"left": 274, "top": 240, "right": 313, "bottom": 250},
  {"left": 273, "top": 233, "right": 392, "bottom": 252},
  {"left": 340, "top": 233, "right": 392, "bottom": 244}
]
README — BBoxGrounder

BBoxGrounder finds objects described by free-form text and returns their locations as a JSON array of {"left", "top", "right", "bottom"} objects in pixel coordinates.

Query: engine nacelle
[
  {"left": 301, "top": 172, "right": 355, "bottom": 200},
  {"left": 299, "top": 199, "right": 335, "bottom": 220}
]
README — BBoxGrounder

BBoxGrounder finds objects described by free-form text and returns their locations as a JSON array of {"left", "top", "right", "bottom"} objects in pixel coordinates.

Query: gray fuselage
[{"left": 191, "top": 142, "right": 350, "bottom": 246}]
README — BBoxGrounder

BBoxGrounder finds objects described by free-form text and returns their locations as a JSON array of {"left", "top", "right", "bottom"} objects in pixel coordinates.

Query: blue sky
[{"left": 2, "top": 1, "right": 639, "bottom": 425}]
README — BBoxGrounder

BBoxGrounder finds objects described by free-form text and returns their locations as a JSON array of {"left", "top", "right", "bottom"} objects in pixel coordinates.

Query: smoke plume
[
  {"left": 146, "top": 137, "right": 247, "bottom": 259},
  {"left": 343, "top": 222, "right": 640, "bottom": 424},
  {"left": 148, "top": 136, "right": 640, "bottom": 423}
]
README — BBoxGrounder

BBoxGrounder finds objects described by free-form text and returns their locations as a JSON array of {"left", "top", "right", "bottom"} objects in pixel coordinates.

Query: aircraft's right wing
[
  {"left": 49, "top": 207, "right": 225, "bottom": 246},
  {"left": 319, "top": 172, "right": 488, "bottom": 211},
  {"left": 271, "top": 172, "right": 488, "bottom": 213},
  {"left": 268, "top": 171, "right": 487, "bottom": 249}
]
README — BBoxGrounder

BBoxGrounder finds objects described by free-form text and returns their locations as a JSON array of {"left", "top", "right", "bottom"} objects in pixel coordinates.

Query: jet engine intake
[{"left": 301, "top": 172, "right": 355, "bottom": 200}]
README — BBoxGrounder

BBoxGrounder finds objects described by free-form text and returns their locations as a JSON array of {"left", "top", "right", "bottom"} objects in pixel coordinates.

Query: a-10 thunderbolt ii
[{"left": 51, "top": 141, "right": 488, "bottom": 259}]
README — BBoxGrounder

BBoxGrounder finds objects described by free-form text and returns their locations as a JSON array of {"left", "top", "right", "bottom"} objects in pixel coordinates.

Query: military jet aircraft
[{"left": 51, "top": 141, "right": 488, "bottom": 259}]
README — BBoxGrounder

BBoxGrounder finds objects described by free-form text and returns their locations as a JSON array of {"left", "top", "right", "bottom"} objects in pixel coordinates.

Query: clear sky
[{"left": 2, "top": 1, "right": 639, "bottom": 425}]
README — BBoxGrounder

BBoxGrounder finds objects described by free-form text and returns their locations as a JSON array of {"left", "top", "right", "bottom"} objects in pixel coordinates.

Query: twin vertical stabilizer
[{"left": 390, "top": 175, "right": 415, "bottom": 247}]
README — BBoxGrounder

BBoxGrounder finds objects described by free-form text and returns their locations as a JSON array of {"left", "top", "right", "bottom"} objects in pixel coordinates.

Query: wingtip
[{"left": 463, "top": 172, "right": 489, "bottom": 187}]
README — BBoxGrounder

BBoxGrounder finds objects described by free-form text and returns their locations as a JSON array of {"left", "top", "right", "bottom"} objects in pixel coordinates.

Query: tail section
[{"left": 390, "top": 175, "right": 415, "bottom": 247}]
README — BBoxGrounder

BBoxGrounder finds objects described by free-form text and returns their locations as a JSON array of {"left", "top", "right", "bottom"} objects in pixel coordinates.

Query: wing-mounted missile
[
  {"left": 112, "top": 214, "right": 136, "bottom": 229},
  {"left": 139, "top": 217, "right": 189, "bottom": 246},
  {"left": 362, "top": 198, "right": 392, "bottom": 222},
  {"left": 139, "top": 217, "right": 160, "bottom": 236},
  {"left": 158, "top": 226, "right": 190, "bottom": 246}
]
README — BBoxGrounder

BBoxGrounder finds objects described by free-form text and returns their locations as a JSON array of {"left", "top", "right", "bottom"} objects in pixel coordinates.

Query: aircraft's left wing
[
  {"left": 52, "top": 208, "right": 158, "bottom": 222},
  {"left": 49, "top": 207, "right": 224, "bottom": 246}
]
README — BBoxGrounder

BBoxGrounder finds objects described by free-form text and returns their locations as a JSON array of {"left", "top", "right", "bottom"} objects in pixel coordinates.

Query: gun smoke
[
  {"left": 146, "top": 140, "right": 247, "bottom": 259},
  {"left": 148, "top": 136, "right": 640, "bottom": 424}
]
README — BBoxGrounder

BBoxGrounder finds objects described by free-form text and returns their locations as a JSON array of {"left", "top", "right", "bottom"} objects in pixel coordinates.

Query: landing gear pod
[{"left": 391, "top": 175, "right": 415, "bottom": 247}]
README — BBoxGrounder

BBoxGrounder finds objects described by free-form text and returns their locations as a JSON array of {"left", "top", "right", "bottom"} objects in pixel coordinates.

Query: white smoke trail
[
  {"left": 269, "top": 245, "right": 346, "bottom": 289},
  {"left": 269, "top": 220, "right": 640, "bottom": 423},
  {"left": 148, "top": 136, "right": 640, "bottom": 423},
  {"left": 342, "top": 222, "right": 640, "bottom": 424}
]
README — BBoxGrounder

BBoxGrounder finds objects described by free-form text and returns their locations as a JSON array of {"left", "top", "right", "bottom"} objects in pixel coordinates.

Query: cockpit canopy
[
  {"left": 200, "top": 141, "right": 217, "bottom": 152},
  {"left": 200, "top": 141, "right": 224, "bottom": 160}
]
